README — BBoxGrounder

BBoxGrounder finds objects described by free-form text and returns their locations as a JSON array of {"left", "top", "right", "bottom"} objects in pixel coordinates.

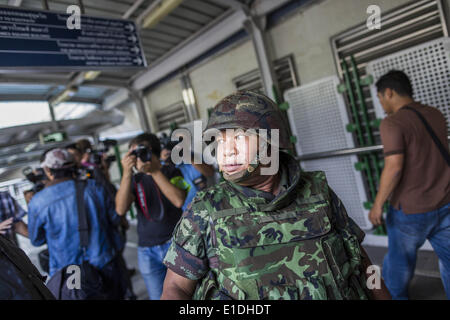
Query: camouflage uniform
[{"left": 163, "top": 91, "right": 370, "bottom": 300}]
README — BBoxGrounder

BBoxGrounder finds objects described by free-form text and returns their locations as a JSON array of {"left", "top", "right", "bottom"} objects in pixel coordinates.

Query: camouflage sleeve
[
  {"left": 329, "top": 188, "right": 365, "bottom": 243},
  {"left": 163, "top": 204, "right": 210, "bottom": 280}
]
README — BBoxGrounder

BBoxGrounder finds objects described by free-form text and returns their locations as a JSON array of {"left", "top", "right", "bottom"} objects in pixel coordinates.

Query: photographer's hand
[
  {"left": 115, "top": 150, "right": 137, "bottom": 216},
  {"left": 139, "top": 154, "right": 161, "bottom": 175},
  {"left": 0, "top": 217, "right": 13, "bottom": 235},
  {"left": 149, "top": 153, "right": 186, "bottom": 208},
  {"left": 122, "top": 150, "right": 137, "bottom": 176}
]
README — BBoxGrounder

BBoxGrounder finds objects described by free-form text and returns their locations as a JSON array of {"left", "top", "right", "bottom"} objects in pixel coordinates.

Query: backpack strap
[
  {"left": 75, "top": 181, "right": 89, "bottom": 250},
  {"left": 403, "top": 106, "right": 450, "bottom": 166},
  {"left": 0, "top": 235, "right": 55, "bottom": 299}
]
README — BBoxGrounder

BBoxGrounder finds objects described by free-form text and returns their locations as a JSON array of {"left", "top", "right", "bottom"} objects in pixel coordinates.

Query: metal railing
[{"left": 297, "top": 135, "right": 450, "bottom": 162}]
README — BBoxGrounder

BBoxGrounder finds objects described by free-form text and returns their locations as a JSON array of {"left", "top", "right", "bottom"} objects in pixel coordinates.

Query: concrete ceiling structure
[
  {"left": 0, "top": 0, "right": 292, "bottom": 106},
  {"left": 0, "top": 0, "right": 295, "bottom": 176},
  {"left": 0, "top": 0, "right": 255, "bottom": 102}
]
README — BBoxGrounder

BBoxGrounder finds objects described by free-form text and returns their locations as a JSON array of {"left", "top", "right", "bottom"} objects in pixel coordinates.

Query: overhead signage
[{"left": 0, "top": 6, "right": 147, "bottom": 69}]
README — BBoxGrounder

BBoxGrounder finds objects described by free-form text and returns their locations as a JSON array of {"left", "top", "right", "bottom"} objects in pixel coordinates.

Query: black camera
[
  {"left": 23, "top": 167, "right": 47, "bottom": 193},
  {"left": 88, "top": 151, "right": 104, "bottom": 166},
  {"left": 131, "top": 144, "right": 152, "bottom": 162},
  {"left": 104, "top": 154, "right": 117, "bottom": 167},
  {"left": 88, "top": 139, "right": 118, "bottom": 166}
]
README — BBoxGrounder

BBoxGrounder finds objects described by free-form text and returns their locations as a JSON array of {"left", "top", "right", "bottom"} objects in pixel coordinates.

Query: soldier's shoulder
[
  {"left": 192, "top": 180, "right": 228, "bottom": 201},
  {"left": 189, "top": 180, "right": 230, "bottom": 210},
  {"left": 300, "top": 170, "right": 327, "bottom": 183},
  {"left": 296, "top": 170, "right": 331, "bottom": 199}
]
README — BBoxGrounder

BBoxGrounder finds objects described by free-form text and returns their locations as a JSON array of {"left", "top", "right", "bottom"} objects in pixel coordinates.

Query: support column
[
  {"left": 92, "top": 132, "right": 100, "bottom": 145},
  {"left": 41, "top": 0, "right": 49, "bottom": 10},
  {"left": 244, "top": 16, "right": 279, "bottom": 101},
  {"left": 180, "top": 73, "right": 199, "bottom": 121},
  {"left": 129, "top": 89, "right": 152, "bottom": 132},
  {"left": 47, "top": 101, "right": 59, "bottom": 131}
]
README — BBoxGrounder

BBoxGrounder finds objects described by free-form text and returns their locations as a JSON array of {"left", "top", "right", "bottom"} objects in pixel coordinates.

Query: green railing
[{"left": 339, "top": 56, "right": 387, "bottom": 235}]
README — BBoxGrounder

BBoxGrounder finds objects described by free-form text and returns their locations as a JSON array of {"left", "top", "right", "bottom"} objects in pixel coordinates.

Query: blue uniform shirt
[{"left": 176, "top": 164, "right": 205, "bottom": 212}]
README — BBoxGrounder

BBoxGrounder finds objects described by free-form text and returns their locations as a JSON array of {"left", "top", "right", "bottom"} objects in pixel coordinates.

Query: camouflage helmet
[{"left": 205, "top": 90, "right": 291, "bottom": 149}]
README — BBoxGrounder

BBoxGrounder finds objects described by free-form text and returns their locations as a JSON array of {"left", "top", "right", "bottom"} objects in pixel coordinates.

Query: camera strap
[
  {"left": 134, "top": 178, "right": 166, "bottom": 222},
  {"left": 403, "top": 106, "right": 450, "bottom": 166},
  {"left": 75, "top": 180, "right": 89, "bottom": 256},
  {"left": 134, "top": 181, "right": 152, "bottom": 221}
]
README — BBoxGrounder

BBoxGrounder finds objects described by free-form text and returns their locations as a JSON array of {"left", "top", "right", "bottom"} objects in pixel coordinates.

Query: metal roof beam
[
  {"left": 250, "top": 0, "right": 292, "bottom": 16},
  {"left": 0, "top": 94, "right": 102, "bottom": 104},
  {"left": 209, "top": 0, "right": 247, "bottom": 11},
  {"left": 132, "top": 9, "right": 246, "bottom": 91},
  {"left": 8, "top": 0, "right": 23, "bottom": 6},
  {"left": 102, "top": 88, "right": 130, "bottom": 110},
  {"left": 131, "top": 0, "right": 292, "bottom": 91},
  {"left": 123, "top": 0, "right": 147, "bottom": 19},
  {"left": 0, "top": 77, "right": 127, "bottom": 89},
  {"left": 244, "top": 16, "right": 279, "bottom": 101}
]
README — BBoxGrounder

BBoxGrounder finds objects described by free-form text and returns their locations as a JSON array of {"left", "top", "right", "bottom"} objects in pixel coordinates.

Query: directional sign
[{"left": 0, "top": 6, "right": 147, "bottom": 69}]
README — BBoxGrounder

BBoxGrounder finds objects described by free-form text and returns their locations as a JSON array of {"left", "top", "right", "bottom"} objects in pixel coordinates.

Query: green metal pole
[
  {"left": 363, "top": 157, "right": 377, "bottom": 200},
  {"left": 343, "top": 59, "right": 378, "bottom": 200},
  {"left": 350, "top": 56, "right": 375, "bottom": 146},
  {"left": 342, "top": 60, "right": 364, "bottom": 146},
  {"left": 349, "top": 56, "right": 386, "bottom": 234},
  {"left": 343, "top": 59, "right": 385, "bottom": 234},
  {"left": 272, "top": 85, "right": 280, "bottom": 105},
  {"left": 349, "top": 56, "right": 382, "bottom": 182}
]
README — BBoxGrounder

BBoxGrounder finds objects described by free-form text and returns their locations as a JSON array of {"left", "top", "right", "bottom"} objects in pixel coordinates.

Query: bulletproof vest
[{"left": 192, "top": 171, "right": 369, "bottom": 300}]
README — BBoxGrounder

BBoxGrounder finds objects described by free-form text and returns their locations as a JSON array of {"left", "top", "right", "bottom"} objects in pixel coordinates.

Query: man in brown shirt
[{"left": 369, "top": 70, "right": 450, "bottom": 300}]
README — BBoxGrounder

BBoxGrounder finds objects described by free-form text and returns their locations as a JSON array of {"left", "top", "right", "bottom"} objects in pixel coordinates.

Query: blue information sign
[{"left": 0, "top": 6, "right": 147, "bottom": 69}]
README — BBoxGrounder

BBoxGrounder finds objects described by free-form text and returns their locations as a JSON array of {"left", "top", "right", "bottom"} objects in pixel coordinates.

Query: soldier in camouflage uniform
[{"left": 162, "top": 91, "right": 391, "bottom": 300}]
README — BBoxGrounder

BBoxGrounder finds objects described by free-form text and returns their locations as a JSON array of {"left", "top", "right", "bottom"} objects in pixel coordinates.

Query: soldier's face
[{"left": 216, "top": 129, "right": 258, "bottom": 175}]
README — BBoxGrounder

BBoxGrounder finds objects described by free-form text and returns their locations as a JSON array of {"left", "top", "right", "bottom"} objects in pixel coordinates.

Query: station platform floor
[{"left": 17, "top": 221, "right": 447, "bottom": 300}]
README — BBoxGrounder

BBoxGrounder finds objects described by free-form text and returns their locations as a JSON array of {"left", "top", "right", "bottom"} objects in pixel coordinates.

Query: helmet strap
[{"left": 222, "top": 154, "right": 260, "bottom": 184}]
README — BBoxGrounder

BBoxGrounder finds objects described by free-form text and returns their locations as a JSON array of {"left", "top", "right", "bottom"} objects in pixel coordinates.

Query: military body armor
[{"left": 191, "top": 171, "right": 369, "bottom": 300}]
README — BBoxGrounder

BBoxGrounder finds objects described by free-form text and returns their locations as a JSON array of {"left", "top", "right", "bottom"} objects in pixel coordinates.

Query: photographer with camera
[
  {"left": 23, "top": 166, "right": 48, "bottom": 195},
  {"left": 115, "top": 133, "right": 187, "bottom": 300},
  {"left": 28, "top": 148, "right": 128, "bottom": 299},
  {"left": 75, "top": 139, "right": 115, "bottom": 187},
  {"left": 67, "top": 141, "right": 136, "bottom": 299},
  {"left": 68, "top": 141, "right": 116, "bottom": 195}
]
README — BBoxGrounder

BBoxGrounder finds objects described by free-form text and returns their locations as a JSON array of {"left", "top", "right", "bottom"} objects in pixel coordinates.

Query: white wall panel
[
  {"left": 189, "top": 40, "right": 258, "bottom": 122},
  {"left": 285, "top": 77, "right": 372, "bottom": 229},
  {"left": 367, "top": 37, "right": 450, "bottom": 123}
]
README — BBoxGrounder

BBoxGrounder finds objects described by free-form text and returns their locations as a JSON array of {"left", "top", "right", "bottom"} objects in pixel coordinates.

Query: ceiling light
[{"left": 142, "top": 0, "right": 183, "bottom": 29}]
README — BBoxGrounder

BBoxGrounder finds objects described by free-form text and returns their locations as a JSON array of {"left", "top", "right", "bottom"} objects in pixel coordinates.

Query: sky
[{"left": 0, "top": 101, "right": 97, "bottom": 129}]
